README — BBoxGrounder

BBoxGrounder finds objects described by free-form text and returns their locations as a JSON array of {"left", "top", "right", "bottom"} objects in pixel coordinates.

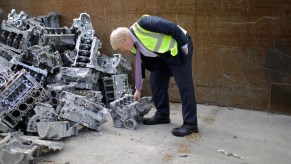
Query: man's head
[{"left": 110, "top": 27, "right": 134, "bottom": 52}]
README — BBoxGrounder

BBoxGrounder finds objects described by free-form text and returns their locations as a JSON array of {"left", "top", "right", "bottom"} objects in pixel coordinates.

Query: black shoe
[
  {"left": 143, "top": 112, "right": 170, "bottom": 125},
  {"left": 171, "top": 124, "right": 198, "bottom": 137}
]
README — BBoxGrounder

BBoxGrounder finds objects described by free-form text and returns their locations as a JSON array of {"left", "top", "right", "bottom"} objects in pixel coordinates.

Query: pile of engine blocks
[{"left": 0, "top": 9, "right": 153, "bottom": 163}]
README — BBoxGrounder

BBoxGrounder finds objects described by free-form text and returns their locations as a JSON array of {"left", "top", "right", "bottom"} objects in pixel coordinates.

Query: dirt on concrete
[{"left": 38, "top": 103, "right": 291, "bottom": 164}]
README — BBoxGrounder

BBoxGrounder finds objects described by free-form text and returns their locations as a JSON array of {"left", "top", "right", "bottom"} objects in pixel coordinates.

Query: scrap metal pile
[{"left": 0, "top": 9, "right": 153, "bottom": 163}]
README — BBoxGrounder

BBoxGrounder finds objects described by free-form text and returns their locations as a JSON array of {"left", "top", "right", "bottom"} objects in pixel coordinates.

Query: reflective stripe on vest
[{"left": 131, "top": 23, "right": 186, "bottom": 56}]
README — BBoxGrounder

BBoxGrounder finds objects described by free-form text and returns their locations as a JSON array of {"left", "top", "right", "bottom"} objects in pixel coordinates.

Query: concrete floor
[{"left": 40, "top": 103, "right": 291, "bottom": 164}]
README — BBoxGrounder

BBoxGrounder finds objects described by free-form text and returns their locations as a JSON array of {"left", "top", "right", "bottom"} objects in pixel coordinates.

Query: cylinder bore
[
  {"left": 50, "top": 97, "right": 58, "bottom": 106},
  {"left": 11, "top": 110, "right": 21, "bottom": 118},
  {"left": 50, "top": 91, "right": 57, "bottom": 97},
  {"left": 18, "top": 103, "right": 28, "bottom": 111},
  {"left": 31, "top": 90, "right": 41, "bottom": 98},
  {"left": 25, "top": 97, "right": 34, "bottom": 105}
]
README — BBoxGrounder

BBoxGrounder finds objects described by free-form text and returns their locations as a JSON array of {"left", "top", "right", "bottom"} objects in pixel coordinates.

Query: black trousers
[{"left": 141, "top": 35, "right": 197, "bottom": 126}]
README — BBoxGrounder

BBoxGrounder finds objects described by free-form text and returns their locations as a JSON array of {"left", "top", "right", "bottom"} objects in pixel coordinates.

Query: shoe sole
[{"left": 171, "top": 129, "right": 199, "bottom": 137}]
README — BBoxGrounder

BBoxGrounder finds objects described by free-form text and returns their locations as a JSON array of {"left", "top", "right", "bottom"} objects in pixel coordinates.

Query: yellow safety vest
[{"left": 131, "top": 17, "right": 187, "bottom": 56}]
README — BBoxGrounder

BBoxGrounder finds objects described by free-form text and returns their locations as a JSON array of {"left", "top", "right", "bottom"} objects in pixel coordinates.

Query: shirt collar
[{"left": 129, "top": 30, "right": 138, "bottom": 43}]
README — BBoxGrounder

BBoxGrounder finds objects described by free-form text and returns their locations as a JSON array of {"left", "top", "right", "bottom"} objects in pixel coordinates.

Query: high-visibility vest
[{"left": 130, "top": 17, "right": 187, "bottom": 56}]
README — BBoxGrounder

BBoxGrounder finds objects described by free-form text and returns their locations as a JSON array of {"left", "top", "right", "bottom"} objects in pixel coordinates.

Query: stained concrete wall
[{"left": 0, "top": 0, "right": 290, "bottom": 114}]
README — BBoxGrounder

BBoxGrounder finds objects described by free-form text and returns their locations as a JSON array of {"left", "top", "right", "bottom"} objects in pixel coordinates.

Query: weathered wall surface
[
  {"left": 194, "top": 1, "right": 291, "bottom": 114},
  {"left": 0, "top": 0, "right": 290, "bottom": 114}
]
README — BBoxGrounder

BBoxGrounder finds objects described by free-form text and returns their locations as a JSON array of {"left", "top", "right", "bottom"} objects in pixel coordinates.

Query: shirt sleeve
[
  {"left": 135, "top": 47, "right": 143, "bottom": 91},
  {"left": 137, "top": 15, "right": 188, "bottom": 47}
]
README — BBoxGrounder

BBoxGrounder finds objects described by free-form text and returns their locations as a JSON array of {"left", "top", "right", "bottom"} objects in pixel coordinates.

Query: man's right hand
[{"left": 133, "top": 90, "right": 141, "bottom": 101}]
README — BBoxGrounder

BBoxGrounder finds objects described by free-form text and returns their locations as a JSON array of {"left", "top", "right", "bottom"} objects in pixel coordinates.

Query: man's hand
[{"left": 133, "top": 90, "right": 141, "bottom": 101}]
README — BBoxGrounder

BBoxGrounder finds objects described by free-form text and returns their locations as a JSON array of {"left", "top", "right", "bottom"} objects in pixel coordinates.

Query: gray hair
[{"left": 110, "top": 27, "right": 129, "bottom": 50}]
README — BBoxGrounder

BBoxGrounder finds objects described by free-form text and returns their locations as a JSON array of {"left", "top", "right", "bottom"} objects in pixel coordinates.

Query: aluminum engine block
[
  {"left": 56, "top": 91, "right": 109, "bottom": 131},
  {"left": 109, "top": 94, "right": 153, "bottom": 130},
  {"left": 0, "top": 70, "right": 46, "bottom": 128}
]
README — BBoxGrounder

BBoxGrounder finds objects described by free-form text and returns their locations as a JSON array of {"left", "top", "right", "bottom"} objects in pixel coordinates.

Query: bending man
[{"left": 110, "top": 15, "right": 198, "bottom": 137}]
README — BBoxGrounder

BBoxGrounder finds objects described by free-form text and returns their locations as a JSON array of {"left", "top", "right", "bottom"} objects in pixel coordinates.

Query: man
[{"left": 110, "top": 15, "right": 198, "bottom": 137}]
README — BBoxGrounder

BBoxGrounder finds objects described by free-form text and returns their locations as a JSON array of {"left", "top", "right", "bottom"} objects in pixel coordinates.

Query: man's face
[{"left": 117, "top": 37, "right": 134, "bottom": 52}]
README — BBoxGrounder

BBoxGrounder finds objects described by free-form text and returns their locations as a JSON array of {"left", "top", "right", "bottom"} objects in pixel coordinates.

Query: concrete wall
[{"left": 0, "top": 0, "right": 290, "bottom": 114}]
